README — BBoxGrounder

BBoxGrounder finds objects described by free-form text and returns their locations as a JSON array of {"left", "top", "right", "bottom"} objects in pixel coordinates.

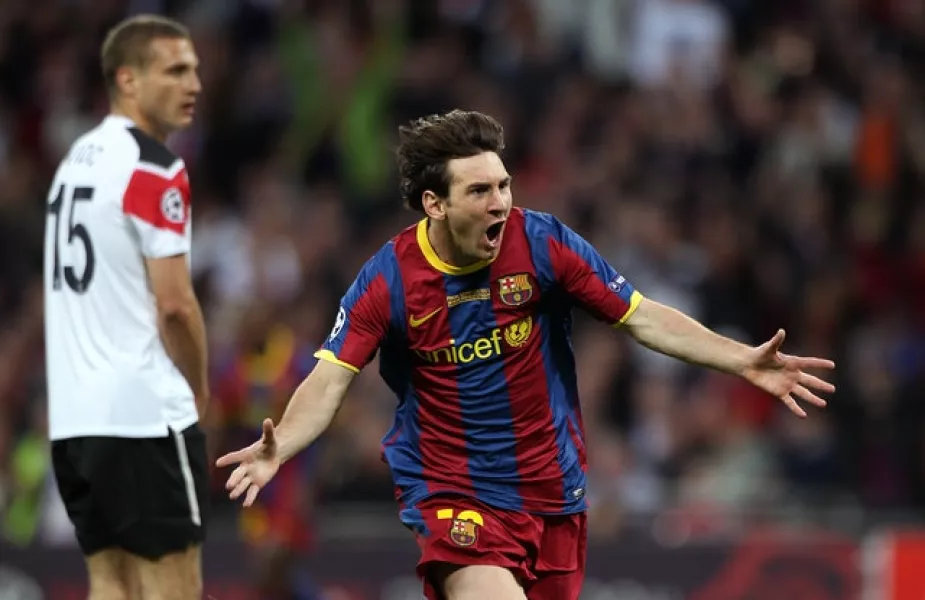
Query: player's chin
[
  {"left": 175, "top": 114, "right": 195, "bottom": 128},
  {"left": 162, "top": 116, "right": 193, "bottom": 134}
]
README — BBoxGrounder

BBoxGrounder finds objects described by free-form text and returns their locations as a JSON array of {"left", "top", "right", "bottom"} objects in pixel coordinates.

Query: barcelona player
[{"left": 217, "top": 110, "right": 835, "bottom": 600}]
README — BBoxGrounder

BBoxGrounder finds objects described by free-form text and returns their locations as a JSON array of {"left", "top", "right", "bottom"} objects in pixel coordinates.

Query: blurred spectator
[{"left": 209, "top": 300, "right": 327, "bottom": 599}]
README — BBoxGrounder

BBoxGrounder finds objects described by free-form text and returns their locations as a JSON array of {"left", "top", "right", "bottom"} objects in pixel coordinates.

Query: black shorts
[{"left": 51, "top": 423, "right": 210, "bottom": 560}]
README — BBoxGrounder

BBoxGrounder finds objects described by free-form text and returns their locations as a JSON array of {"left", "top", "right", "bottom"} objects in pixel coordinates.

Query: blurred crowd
[{"left": 1, "top": 0, "right": 925, "bottom": 555}]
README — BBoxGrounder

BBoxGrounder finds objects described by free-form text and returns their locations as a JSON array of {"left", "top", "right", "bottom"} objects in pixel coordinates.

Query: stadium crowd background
[{"left": 1, "top": 0, "right": 925, "bottom": 559}]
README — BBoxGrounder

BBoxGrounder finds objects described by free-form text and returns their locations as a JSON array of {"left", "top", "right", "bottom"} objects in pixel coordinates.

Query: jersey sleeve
[
  {"left": 315, "top": 252, "right": 394, "bottom": 373},
  {"left": 544, "top": 213, "right": 643, "bottom": 326},
  {"left": 122, "top": 128, "right": 191, "bottom": 258}
]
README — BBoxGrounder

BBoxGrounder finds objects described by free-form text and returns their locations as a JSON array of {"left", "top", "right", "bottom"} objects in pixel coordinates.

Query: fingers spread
[
  {"left": 794, "top": 384, "right": 827, "bottom": 408},
  {"left": 770, "top": 329, "right": 786, "bottom": 350},
  {"left": 262, "top": 419, "right": 277, "bottom": 449},
  {"left": 243, "top": 485, "right": 261, "bottom": 507},
  {"left": 226, "top": 465, "right": 248, "bottom": 491},
  {"left": 782, "top": 394, "right": 807, "bottom": 418},
  {"left": 229, "top": 475, "right": 251, "bottom": 500},
  {"left": 795, "top": 356, "right": 835, "bottom": 370},
  {"left": 216, "top": 448, "right": 249, "bottom": 468},
  {"left": 799, "top": 372, "right": 835, "bottom": 393}
]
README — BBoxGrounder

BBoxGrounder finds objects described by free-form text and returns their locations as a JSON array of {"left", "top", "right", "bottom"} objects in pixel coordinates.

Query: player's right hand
[{"left": 215, "top": 418, "right": 280, "bottom": 507}]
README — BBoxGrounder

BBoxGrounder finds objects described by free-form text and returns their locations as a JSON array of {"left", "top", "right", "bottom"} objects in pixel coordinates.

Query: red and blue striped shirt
[{"left": 315, "top": 208, "right": 642, "bottom": 518}]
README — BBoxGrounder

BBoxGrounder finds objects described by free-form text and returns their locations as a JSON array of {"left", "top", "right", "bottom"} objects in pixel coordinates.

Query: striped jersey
[{"left": 316, "top": 208, "right": 642, "bottom": 517}]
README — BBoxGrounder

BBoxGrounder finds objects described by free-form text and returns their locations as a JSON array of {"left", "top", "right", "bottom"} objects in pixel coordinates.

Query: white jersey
[{"left": 43, "top": 115, "right": 198, "bottom": 440}]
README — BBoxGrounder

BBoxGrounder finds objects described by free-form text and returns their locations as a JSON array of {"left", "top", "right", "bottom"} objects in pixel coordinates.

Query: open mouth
[{"left": 486, "top": 221, "right": 504, "bottom": 244}]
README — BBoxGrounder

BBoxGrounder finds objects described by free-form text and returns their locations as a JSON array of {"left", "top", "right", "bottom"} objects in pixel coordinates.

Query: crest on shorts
[
  {"left": 504, "top": 317, "right": 533, "bottom": 348},
  {"left": 450, "top": 518, "right": 479, "bottom": 547},
  {"left": 497, "top": 274, "right": 533, "bottom": 306}
]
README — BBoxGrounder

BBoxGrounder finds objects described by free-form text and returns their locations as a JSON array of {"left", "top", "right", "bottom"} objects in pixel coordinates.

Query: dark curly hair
[{"left": 396, "top": 110, "right": 506, "bottom": 212}]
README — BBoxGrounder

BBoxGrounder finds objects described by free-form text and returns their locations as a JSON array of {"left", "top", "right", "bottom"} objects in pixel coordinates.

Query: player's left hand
[{"left": 741, "top": 329, "right": 835, "bottom": 418}]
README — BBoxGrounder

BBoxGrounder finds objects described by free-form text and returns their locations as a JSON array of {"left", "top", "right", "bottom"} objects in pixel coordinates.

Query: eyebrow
[
  {"left": 164, "top": 58, "right": 199, "bottom": 70},
  {"left": 466, "top": 176, "right": 512, "bottom": 192}
]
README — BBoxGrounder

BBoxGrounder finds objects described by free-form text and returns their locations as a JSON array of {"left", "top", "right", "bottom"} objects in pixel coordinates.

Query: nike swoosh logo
[{"left": 410, "top": 307, "right": 443, "bottom": 328}]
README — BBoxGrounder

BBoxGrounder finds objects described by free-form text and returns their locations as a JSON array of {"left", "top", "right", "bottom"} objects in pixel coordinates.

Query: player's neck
[
  {"left": 426, "top": 219, "right": 479, "bottom": 268},
  {"left": 110, "top": 103, "right": 169, "bottom": 143}
]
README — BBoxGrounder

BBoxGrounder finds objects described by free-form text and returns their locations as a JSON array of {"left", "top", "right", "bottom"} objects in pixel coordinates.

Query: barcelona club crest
[
  {"left": 498, "top": 274, "right": 533, "bottom": 306},
  {"left": 450, "top": 518, "right": 479, "bottom": 547}
]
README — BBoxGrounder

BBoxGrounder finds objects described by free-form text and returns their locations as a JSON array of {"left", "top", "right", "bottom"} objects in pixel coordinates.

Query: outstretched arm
[
  {"left": 528, "top": 212, "right": 836, "bottom": 417},
  {"left": 623, "top": 297, "right": 751, "bottom": 374},
  {"left": 623, "top": 297, "right": 835, "bottom": 417},
  {"left": 216, "top": 246, "right": 396, "bottom": 506},
  {"left": 274, "top": 358, "right": 356, "bottom": 463}
]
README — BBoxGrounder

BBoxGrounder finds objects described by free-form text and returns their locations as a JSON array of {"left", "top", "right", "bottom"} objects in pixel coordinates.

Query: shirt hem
[
  {"left": 49, "top": 414, "right": 198, "bottom": 440},
  {"left": 404, "top": 489, "right": 589, "bottom": 516}
]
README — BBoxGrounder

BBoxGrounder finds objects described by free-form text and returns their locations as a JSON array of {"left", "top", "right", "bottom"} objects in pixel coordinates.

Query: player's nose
[
  {"left": 487, "top": 188, "right": 509, "bottom": 214},
  {"left": 187, "top": 72, "right": 202, "bottom": 95}
]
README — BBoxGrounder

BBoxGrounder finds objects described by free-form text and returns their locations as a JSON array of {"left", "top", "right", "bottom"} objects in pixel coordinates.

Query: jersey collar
[
  {"left": 105, "top": 114, "right": 137, "bottom": 129},
  {"left": 416, "top": 218, "right": 494, "bottom": 276}
]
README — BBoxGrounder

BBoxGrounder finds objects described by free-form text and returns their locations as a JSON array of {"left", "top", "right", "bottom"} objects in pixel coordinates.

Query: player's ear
[
  {"left": 115, "top": 66, "right": 139, "bottom": 98},
  {"left": 421, "top": 190, "right": 446, "bottom": 221}
]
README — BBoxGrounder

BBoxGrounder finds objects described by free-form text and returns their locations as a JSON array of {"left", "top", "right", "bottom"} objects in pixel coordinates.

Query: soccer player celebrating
[
  {"left": 44, "top": 15, "right": 209, "bottom": 600},
  {"left": 217, "top": 110, "right": 834, "bottom": 600}
]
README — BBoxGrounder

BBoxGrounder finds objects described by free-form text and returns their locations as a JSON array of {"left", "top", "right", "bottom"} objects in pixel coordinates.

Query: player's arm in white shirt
[
  {"left": 124, "top": 128, "right": 210, "bottom": 417},
  {"left": 148, "top": 255, "right": 209, "bottom": 417}
]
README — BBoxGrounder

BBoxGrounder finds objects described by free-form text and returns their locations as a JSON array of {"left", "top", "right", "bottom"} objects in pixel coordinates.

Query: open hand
[
  {"left": 215, "top": 418, "right": 281, "bottom": 507},
  {"left": 741, "top": 329, "right": 835, "bottom": 418}
]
